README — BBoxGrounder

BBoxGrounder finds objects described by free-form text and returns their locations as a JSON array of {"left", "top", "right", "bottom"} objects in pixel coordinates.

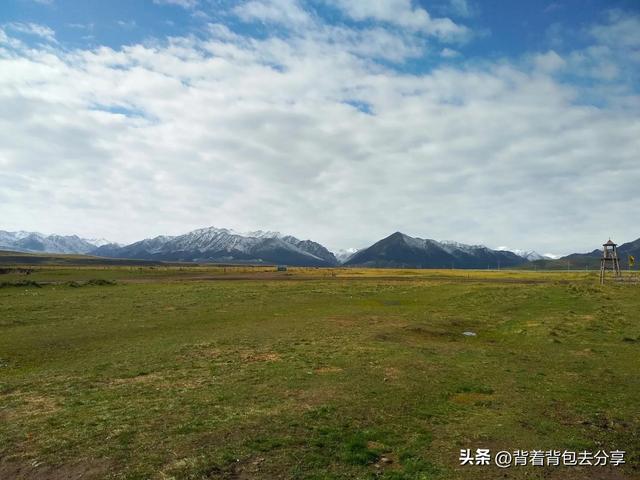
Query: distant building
[{"left": 277, "top": 265, "right": 287, "bottom": 272}]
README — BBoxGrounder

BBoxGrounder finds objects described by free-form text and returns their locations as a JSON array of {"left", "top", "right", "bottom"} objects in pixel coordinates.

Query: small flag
[{"left": 630, "top": 255, "right": 635, "bottom": 267}]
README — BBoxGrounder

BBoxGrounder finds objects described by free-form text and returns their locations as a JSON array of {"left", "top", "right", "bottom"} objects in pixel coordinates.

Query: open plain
[{"left": 1, "top": 260, "right": 639, "bottom": 479}]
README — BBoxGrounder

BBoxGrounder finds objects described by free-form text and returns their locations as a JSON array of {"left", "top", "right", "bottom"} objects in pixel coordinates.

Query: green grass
[{"left": 1, "top": 266, "right": 639, "bottom": 479}]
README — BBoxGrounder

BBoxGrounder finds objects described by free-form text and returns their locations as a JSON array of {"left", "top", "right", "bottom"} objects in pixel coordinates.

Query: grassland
[{"left": 1, "top": 264, "right": 639, "bottom": 479}]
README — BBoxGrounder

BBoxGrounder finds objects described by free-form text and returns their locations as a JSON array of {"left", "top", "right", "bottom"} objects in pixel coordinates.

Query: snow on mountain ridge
[
  {"left": 399, "top": 233, "right": 435, "bottom": 250},
  {"left": 0, "top": 231, "right": 117, "bottom": 253},
  {"left": 0, "top": 231, "right": 98, "bottom": 254},
  {"left": 165, "top": 228, "right": 267, "bottom": 254},
  {"left": 495, "top": 246, "right": 554, "bottom": 261},
  {"left": 0, "top": 227, "right": 566, "bottom": 264},
  {"left": 124, "top": 227, "right": 334, "bottom": 263},
  {"left": 395, "top": 236, "right": 554, "bottom": 261},
  {"left": 440, "top": 240, "right": 489, "bottom": 255},
  {"left": 0, "top": 231, "right": 33, "bottom": 243},
  {"left": 336, "top": 248, "right": 359, "bottom": 263},
  {"left": 165, "top": 227, "right": 331, "bottom": 259},
  {"left": 398, "top": 235, "right": 491, "bottom": 256},
  {"left": 83, "top": 238, "right": 114, "bottom": 248},
  {"left": 89, "top": 226, "right": 338, "bottom": 266},
  {"left": 244, "top": 230, "right": 283, "bottom": 239}
]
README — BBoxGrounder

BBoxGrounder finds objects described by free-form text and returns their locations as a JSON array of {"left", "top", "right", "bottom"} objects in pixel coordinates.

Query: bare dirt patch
[
  {"left": 3, "top": 392, "right": 61, "bottom": 420},
  {"left": 571, "top": 348, "right": 596, "bottom": 357},
  {"left": 110, "top": 372, "right": 163, "bottom": 386},
  {"left": 0, "top": 458, "right": 113, "bottom": 480},
  {"left": 240, "top": 351, "right": 281, "bottom": 363},
  {"left": 383, "top": 367, "right": 400, "bottom": 381},
  {"left": 180, "top": 345, "right": 282, "bottom": 367},
  {"left": 184, "top": 344, "right": 222, "bottom": 360},
  {"left": 404, "top": 325, "right": 459, "bottom": 341},
  {"left": 314, "top": 366, "right": 343, "bottom": 374}
]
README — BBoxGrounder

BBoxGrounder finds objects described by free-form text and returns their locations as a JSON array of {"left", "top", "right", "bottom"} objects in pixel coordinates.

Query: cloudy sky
[{"left": 1, "top": 0, "right": 639, "bottom": 255}]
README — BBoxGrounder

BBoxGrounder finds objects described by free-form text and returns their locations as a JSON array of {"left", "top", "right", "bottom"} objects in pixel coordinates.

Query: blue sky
[
  {"left": 2, "top": 0, "right": 638, "bottom": 60},
  {"left": 1, "top": 0, "right": 639, "bottom": 255}
]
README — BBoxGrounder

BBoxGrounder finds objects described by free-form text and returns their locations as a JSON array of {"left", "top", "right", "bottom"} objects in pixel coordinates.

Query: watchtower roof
[{"left": 603, "top": 239, "right": 616, "bottom": 246}]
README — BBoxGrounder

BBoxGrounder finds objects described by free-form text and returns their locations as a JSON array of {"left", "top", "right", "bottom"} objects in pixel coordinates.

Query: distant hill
[
  {"left": 523, "top": 237, "right": 640, "bottom": 270},
  {"left": 0, "top": 250, "right": 170, "bottom": 267},
  {"left": 344, "top": 232, "right": 527, "bottom": 269},
  {"left": 91, "top": 227, "right": 339, "bottom": 267}
]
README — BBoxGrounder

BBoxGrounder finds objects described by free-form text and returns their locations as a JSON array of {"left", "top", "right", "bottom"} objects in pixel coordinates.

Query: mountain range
[
  {"left": 343, "top": 232, "right": 527, "bottom": 269},
  {"left": 2, "top": 227, "right": 635, "bottom": 269},
  {"left": 0, "top": 231, "right": 110, "bottom": 255},
  {"left": 91, "top": 228, "right": 337, "bottom": 267}
]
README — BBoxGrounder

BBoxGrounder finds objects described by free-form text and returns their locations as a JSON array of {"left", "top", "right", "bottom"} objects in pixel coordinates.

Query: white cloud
[
  {"left": 535, "top": 12, "right": 640, "bottom": 111},
  {"left": 447, "top": 0, "right": 477, "bottom": 18},
  {"left": 67, "top": 23, "right": 95, "bottom": 30},
  {"left": 532, "top": 50, "right": 565, "bottom": 72},
  {"left": 4, "top": 22, "right": 56, "bottom": 42},
  {"left": 590, "top": 10, "right": 640, "bottom": 49},
  {"left": 153, "top": 0, "right": 199, "bottom": 9},
  {"left": 440, "top": 47, "right": 460, "bottom": 58},
  {"left": 328, "top": 0, "right": 470, "bottom": 42},
  {"left": 117, "top": 20, "right": 137, "bottom": 29},
  {"left": 234, "top": 0, "right": 314, "bottom": 28},
  {"left": 0, "top": 8, "right": 639, "bottom": 255}
]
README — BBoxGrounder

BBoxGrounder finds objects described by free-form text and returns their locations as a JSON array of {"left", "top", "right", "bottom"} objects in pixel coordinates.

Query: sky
[{"left": 1, "top": 0, "right": 639, "bottom": 256}]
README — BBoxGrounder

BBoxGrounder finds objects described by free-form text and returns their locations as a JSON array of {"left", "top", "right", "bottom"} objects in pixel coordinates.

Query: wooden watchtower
[{"left": 599, "top": 239, "right": 621, "bottom": 284}]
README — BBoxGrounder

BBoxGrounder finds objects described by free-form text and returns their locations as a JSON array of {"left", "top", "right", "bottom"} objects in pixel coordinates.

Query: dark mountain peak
[
  {"left": 389, "top": 231, "right": 408, "bottom": 240},
  {"left": 345, "top": 232, "right": 527, "bottom": 269},
  {"left": 619, "top": 236, "right": 640, "bottom": 252},
  {"left": 378, "top": 231, "right": 414, "bottom": 245}
]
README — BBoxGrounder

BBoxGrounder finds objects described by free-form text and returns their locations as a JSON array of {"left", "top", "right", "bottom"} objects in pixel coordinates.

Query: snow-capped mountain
[
  {"left": 0, "top": 231, "right": 32, "bottom": 243},
  {"left": 244, "top": 230, "right": 283, "bottom": 239},
  {"left": 91, "top": 227, "right": 338, "bottom": 266},
  {"left": 82, "top": 238, "right": 114, "bottom": 248},
  {"left": 495, "top": 247, "right": 556, "bottom": 261},
  {"left": 440, "top": 240, "right": 490, "bottom": 255},
  {"left": 514, "top": 250, "right": 548, "bottom": 261},
  {"left": 0, "top": 231, "right": 112, "bottom": 254},
  {"left": 345, "top": 232, "right": 527, "bottom": 269},
  {"left": 5, "top": 226, "right": 620, "bottom": 269},
  {"left": 335, "top": 248, "right": 360, "bottom": 264}
]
